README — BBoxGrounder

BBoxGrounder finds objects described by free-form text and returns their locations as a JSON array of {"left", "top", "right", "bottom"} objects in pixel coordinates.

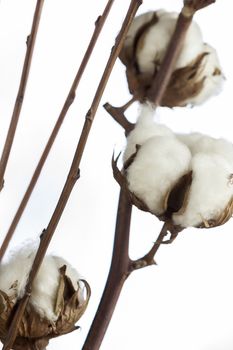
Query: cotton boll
[
  {"left": 173, "top": 153, "right": 233, "bottom": 228},
  {"left": 0, "top": 246, "right": 83, "bottom": 322},
  {"left": 0, "top": 247, "right": 90, "bottom": 348},
  {"left": 126, "top": 136, "right": 192, "bottom": 215},
  {"left": 177, "top": 133, "right": 233, "bottom": 164},
  {"left": 120, "top": 10, "right": 223, "bottom": 107},
  {"left": 123, "top": 103, "right": 173, "bottom": 162},
  {"left": 137, "top": 11, "right": 203, "bottom": 74}
]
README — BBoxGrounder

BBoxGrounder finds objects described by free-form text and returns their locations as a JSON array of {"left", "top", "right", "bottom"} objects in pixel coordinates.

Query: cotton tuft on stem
[{"left": 0, "top": 246, "right": 90, "bottom": 350}]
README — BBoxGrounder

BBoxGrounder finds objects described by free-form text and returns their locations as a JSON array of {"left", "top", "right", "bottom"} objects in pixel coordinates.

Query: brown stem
[
  {"left": 184, "top": 0, "right": 216, "bottom": 11},
  {"left": 2, "top": 1, "right": 142, "bottom": 349},
  {"left": 103, "top": 101, "right": 135, "bottom": 135},
  {"left": 131, "top": 222, "right": 182, "bottom": 271},
  {"left": 0, "top": 0, "right": 44, "bottom": 192},
  {"left": 0, "top": 0, "right": 115, "bottom": 263},
  {"left": 82, "top": 188, "right": 132, "bottom": 350}
]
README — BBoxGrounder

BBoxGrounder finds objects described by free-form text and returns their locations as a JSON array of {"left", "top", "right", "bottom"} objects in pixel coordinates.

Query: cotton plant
[
  {"left": 119, "top": 10, "right": 224, "bottom": 107},
  {"left": 117, "top": 104, "right": 233, "bottom": 230},
  {"left": 0, "top": 246, "right": 90, "bottom": 350}
]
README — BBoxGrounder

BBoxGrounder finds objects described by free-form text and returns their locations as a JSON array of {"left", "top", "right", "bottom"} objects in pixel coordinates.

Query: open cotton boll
[
  {"left": 177, "top": 132, "right": 233, "bottom": 165},
  {"left": 123, "top": 104, "right": 173, "bottom": 162},
  {"left": 137, "top": 11, "right": 203, "bottom": 74},
  {"left": 173, "top": 153, "right": 233, "bottom": 228},
  {"left": 0, "top": 247, "right": 82, "bottom": 322},
  {"left": 119, "top": 10, "right": 224, "bottom": 107},
  {"left": 0, "top": 246, "right": 90, "bottom": 348},
  {"left": 126, "top": 136, "right": 191, "bottom": 215}
]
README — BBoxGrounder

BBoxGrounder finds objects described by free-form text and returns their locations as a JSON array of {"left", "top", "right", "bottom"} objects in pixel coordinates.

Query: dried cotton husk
[{"left": 0, "top": 253, "right": 90, "bottom": 350}]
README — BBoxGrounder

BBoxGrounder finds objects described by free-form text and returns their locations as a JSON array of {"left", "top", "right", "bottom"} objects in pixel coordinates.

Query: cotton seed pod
[
  {"left": 119, "top": 10, "right": 224, "bottom": 107},
  {"left": 115, "top": 115, "right": 233, "bottom": 229},
  {"left": 0, "top": 251, "right": 90, "bottom": 350}
]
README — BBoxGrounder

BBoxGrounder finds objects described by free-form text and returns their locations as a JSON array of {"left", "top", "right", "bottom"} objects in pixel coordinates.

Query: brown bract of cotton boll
[
  {"left": 0, "top": 265, "right": 90, "bottom": 350},
  {"left": 119, "top": 10, "right": 223, "bottom": 107}
]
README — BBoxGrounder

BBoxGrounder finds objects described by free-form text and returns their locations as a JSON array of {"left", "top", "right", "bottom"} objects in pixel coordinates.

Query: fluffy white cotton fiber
[
  {"left": 177, "top": 132, "right": 233, "bottom": 164},
  {"left": 123, "top": 104, "right": 233, "bottom": 228},
  {"left": 123, "top": 103, "right": 174, "bottom": 162},
  {"left": 173, "top": 153, "right": 233, "bottom": 227},
  {"left": 136, "top": 11, "right": 204, "bottom": 74},
  {"left": 0, "top": 246, "right": 82, "bottom": 321},
  {"left": 126, "top": 135, "right": 192, "bottom": 215}
]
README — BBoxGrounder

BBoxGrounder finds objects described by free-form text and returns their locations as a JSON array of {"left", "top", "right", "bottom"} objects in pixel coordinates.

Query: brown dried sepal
[
  {"left": 160, "top": 53, "right": 208, "bottom": 107},
  {"left": 0, "top": 266, "right": 91, "bottom": 349}
]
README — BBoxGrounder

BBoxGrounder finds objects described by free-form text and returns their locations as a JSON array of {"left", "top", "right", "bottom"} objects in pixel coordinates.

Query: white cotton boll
[
  {"left": 0, "top": 247, "right": 35, "bottom": 300},
  {"left": 137, "top": 11, "right": 203, "bottom": 74},
  {"left": 30, "top": 255, "right": 81, "bottom": 321},
  {"left": 173, "top": 153, "right": 233, "bottom": 228},
  {"left": 177, "top": 133, "right": 233, "bottom": 165},
  {"left": 123, "top": 103, "right": 173, "bottom": 162},
  {"left": 0, "top": 246, "right": 82, "bottom": 322},
  {"left": 183, "top": 44, "right": 224, "bottom": 105},
  {"left": 126, "top": 136, "right": 192, "bottom": 215}
]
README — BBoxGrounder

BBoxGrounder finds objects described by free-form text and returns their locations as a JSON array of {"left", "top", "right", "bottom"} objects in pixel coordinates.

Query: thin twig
[
  {"left": 2, "top": 0, "right": 141, "bottom": 348},
  {"left": 130, "top": 222, "right": 182, "bottom": 271},
  {"left": 103, "top": 100, "right": 135, "bottom": 135},
  {"left": 0, "top": 0, "right": 44, "bottom": 191},
  {"left": 0, "top": 0, "right": 115, "bottom": 263}
]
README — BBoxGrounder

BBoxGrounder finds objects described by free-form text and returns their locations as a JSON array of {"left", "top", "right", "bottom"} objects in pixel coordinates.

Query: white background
[{"left": 1, "top": 0, "right": 233, "bottom": 349}]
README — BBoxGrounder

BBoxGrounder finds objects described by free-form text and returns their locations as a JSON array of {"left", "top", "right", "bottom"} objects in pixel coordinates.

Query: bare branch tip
[{"left": 183, "top": 0, "right": 216, "bottom": 15}]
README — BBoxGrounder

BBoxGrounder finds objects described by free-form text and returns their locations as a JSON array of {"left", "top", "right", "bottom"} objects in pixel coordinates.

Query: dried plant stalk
[
  {"left": 0, "top": 0, "right": 44, "bottom": 192},
  {"left": 0, "top": 0, "right": 115, "bottom": 263},
  {"left": 1, "top": 0, "right": 142, "bottom": 348},
  {"left": 82, "top": 188, "right": 133, "bottom": 350}
]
